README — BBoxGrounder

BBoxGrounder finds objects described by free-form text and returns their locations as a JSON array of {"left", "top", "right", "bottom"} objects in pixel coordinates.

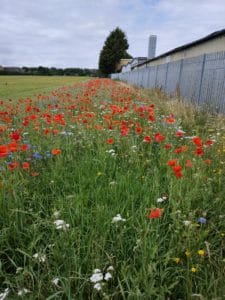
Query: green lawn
[{"left": 0, "top": 76, "right": 88, "bottom": 99}]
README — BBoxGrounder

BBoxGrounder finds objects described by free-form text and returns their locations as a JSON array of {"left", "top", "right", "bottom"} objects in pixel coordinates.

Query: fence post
[
  {"left": 165, "top": 63, "right": 169, "bottom": 90},
  {"left": 155, "top": 65, "right": 159, "bottom": 88},
  {"left": 147, "top": 67, "right": 150, "bottom": 88},
  {"left": 176, "top": 59, "right": 184, "bottom": 97},
  {"left": 198, "top": 54, "right": 206, "bottom": 104}
]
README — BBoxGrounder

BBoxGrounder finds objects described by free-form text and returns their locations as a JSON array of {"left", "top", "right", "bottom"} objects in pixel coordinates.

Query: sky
[{"left": 0, "top": 0, "right": 225, "bottom": 69}]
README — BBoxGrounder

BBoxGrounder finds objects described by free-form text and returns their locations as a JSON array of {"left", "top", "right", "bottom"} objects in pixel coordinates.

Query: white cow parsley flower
[
  {"left": 33, "top": 253, "right": 46, "bottom": 263},
  {"left": 183, "top": 220, "right": 191, "bottom": 226}
]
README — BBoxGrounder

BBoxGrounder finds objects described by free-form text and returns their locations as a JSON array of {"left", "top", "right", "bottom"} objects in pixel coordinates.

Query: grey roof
[{"left": 138, "top": 28, "right": 225, "bottom": 67}]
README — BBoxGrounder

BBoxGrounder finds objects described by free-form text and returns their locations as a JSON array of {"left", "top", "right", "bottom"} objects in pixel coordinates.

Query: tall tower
[{"left": 148, "top": 35, "right": 157, "bottom": 59}]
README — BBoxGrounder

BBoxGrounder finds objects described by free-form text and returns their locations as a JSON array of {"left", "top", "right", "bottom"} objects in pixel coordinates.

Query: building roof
[{"left": 138, "top": 28, "right": 225, "bottom": 67}]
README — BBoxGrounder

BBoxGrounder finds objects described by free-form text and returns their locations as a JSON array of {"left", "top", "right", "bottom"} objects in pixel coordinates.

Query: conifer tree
[{"left": 98, "top": 27, "right": 132, "bottom": 76}]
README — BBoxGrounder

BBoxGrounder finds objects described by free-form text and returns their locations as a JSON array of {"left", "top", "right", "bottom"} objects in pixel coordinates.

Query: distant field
[{"left": 0, "top": 76, "right": 89, "bottom": 99}]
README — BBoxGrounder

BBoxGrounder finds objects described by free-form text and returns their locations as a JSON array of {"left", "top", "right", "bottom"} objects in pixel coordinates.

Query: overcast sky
[{"left": 0, "top": 0, "right": 224, "bottom": 68}]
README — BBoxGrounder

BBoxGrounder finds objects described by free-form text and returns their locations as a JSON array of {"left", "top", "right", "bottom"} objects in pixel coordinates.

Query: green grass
[
  {"left": 0, "top": 79, "right": 224, "bottom": 299},
  {"left": 0, "top": 76, "right": 88, "bottom": 99}
]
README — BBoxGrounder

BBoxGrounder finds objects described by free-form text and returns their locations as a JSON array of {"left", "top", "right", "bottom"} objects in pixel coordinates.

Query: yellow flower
[
  {"left": 185, "top": 250, "right": 191, "bottom": 257},
  {"left": 191, "top": 267, "right": 197, "bottom": 273},
  {"left": 97, "top": 172, "right": 103, "bottom": 176},
  {"left": 174, "top": 257, "right": 181, "bottom": 264},
  {"left": 198, "top": 250, "right": 205, "bottom": 256}
]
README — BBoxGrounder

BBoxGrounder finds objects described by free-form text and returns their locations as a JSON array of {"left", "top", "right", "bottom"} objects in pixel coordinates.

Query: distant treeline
[{"left": 0, "top": 66, "right": 98, "bottom": 76}]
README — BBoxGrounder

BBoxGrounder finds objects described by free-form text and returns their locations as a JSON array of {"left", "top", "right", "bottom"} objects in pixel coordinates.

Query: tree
[{"left": 98, "top": 27, "right": 132, "bottom": 76}]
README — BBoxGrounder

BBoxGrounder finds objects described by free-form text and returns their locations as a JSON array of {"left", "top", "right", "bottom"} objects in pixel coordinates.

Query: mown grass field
[
  {"left": 0, "top": 76, "right": 88, "bottom": 99},
  {"left": 0, "top": 77, "right": 224, "bottom": 299}
]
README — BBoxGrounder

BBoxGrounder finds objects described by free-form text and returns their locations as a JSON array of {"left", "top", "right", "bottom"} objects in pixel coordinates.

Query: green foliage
[
  {"left": 98, "top": 27, "right": 132, "bottom": 76},
  {"left": 0, "top": 66, "right": 98, "bottom": 77}
]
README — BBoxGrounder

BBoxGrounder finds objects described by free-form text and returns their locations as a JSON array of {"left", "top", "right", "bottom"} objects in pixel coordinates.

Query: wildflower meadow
[{"left": 0, "top": 77, "right": 224, "bottom": 299}]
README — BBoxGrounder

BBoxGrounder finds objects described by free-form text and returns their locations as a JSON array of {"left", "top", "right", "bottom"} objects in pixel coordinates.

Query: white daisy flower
[
  {"left": 104, "top": 272, "right": 112, "bottom": 281},
  {"left": 107, "top": 266, "right": 114, "bottom": 271},
  {"left": 54, "top": 219, "right": 70, "bottom": 230},
  {"left": 112, "top": 214, "right": 126, "bottom": 223},
  {"left": 93, "top": 283, "right": 102, "bottom": 291},
  {"left": 52, "top": 277, "right": 60, "bottom": 286},
  {"left": 18, "top": 288, "right": 30, "bottom": 297},
  {"left": 90, "top": 272, "right": 103, "bottom": 283},
  {"left": 53, "top": 211, "right": 60, "bottom": 218}
]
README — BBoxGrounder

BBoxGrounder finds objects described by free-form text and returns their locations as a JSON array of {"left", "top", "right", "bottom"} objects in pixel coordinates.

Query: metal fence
[{"left": 111, "top": 51, "right": 225, "bottom": 113}]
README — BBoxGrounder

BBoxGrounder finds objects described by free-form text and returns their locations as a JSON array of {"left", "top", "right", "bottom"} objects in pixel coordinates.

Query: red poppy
[
  {"left": 51, "top": 149, "right": 61, "bottom": 155},
  {"left": 174, "top": 145, "right": 188, "bottom": 154},
  {"left": 136, "top": 127, "right": 143, "bottom": 135},
  {"left": 143, "top": 136, "right": 151, "bottom": 143},
  {"left": 8, "top": 142, "right": 18, "bottom": 153},
  {"left": 192, "top": 137, "right": 202, "bottom": 147},
  {"left": 44, "top": 128, "right": 50, "bottom": 135},
  {"left": 205, "top": 140, "right": 214, "bottom": 146},
  {"left": 0, "top": 145, "right": 8, "bottom": 158},
  {"left": 148, "top": 208, "right": 163, "bottom": 219},
  {"left": 107, "top": 138, "right": 114, "bottom": 145},
  {"left": 173, "top": 165, "right": 182, "bottom": 173},
  {"left": 22, "top": 162, "right": 30, "bottom": 169},
  {"left": 165, "top": 117, "right": 175, "bottom": 124},
  {"left": 8, "top": 162, "right": 19, "bottom": 170},
  {"left": 52, "top": 129, "right": 59, "bottom": 135},
  {"left": 154, "top": 133, "right": 165, "bottom": 143},
  {"left": 20, "top": 144, "right": 28, "bottom": 151},
  {"left": 176, "top": 130, "right": 185, "bottom": 138},
  {"left": 120, "top": 125, "right": 129, "bottom": 136},
  {"left": 167, "top": 159, "right": 178, "bottom": 167},
  {"left": 10, "top": 131, "right": 21, "bottom": 141},
  {"left": 204, "top": 159, "right": 212, "bottom": 165},
  {"left": 195, "top": 147, "right": 204, "bottom": 156},
  {"left": 186, "top": 160, "right": 193, "bottom": 168},
  {"left": 164, "top": 144, "right": 172, "bottom": 149},
  {"left": 148, "top": 114, "right": 155, "bottom": 122},
  {"left": 173, "top": 165, "right": 183, "bottom": 178}
]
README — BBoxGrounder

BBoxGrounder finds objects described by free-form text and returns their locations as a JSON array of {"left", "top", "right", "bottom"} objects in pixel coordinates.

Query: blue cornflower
[
  {"left": 33, "top": 152, "right": 43, "bottom": 159},
  {"left": 199, "top": 217, "right": 207, "bottom": 224}
]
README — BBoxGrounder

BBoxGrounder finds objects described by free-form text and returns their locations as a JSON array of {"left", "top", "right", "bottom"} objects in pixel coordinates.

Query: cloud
[{"left": 0, "top": 0, "right": 224, "bottom": 68}]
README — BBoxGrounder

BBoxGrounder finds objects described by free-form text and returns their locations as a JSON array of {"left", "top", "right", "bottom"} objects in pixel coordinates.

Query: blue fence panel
[
  {"left": 199, "top": 51, "right": 225, "bottom": 112},
  {"left": 165, "top": 60, "right": 182, "bottom": 94},
  {"left": 142, "top": 68, "right": 149, "bottom": 88},
  {"left": 156, "top": 64, "right": 168, "bottom": 89},
  {"left": 179, "top": 55, "right": 205, "bottom": 104},
  {"left": 148, "top": 65, "right": 157, "bottom": 88}
]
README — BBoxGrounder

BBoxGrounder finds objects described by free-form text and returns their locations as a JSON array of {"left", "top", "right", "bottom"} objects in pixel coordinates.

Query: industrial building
[{"left": 112, "top": 29, "right": 225, "bottom": 113}]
